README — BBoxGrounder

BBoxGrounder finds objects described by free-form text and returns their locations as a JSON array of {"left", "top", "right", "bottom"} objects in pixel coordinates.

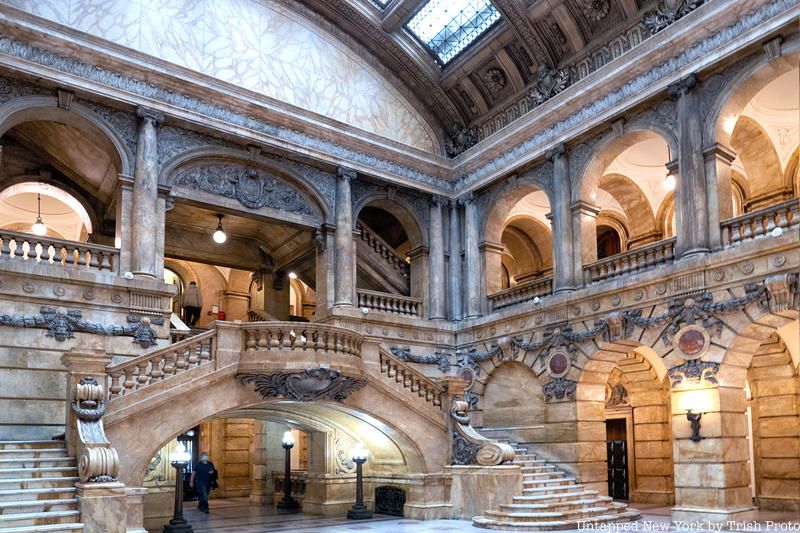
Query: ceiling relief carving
[{"left": 173, "top": 165, "right": 319, "bottom": 218}]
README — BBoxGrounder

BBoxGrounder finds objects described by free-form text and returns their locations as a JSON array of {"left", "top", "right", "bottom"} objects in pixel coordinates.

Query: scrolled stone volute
[
  {"left": 449, "top": 398, "right": 515, "bottom": 466},
  {"left": 71, "top": 377, "right": 121, "bottom": 484},
  {"left": 79, "top": 446, "right": 120, "bottom": 484}
]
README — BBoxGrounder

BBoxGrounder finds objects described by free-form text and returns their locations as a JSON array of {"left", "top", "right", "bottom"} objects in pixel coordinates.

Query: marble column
[
  {"left": 669, "top": 75, "right": 711, "bottom": 258},
  {"left": 461, "top": 193, "right": 481, "bottom": 319},
  {"left": 448, "top": 200, "right": 463, "bottom": 321},
  {"left": 131, "top": 108, "right": 164, "bottom": 278},
  {"left": 703, "top": 144, "right": 737, "bottom": 251},
  {"left": 408, "top": 245, "right": 430, "bottom": 317},
  {"left": 428, "top": 196, "right": 446, "bottom": 319},
  {"left": 314, "top": 224, "right": 336, "bottom": 315},
  {"left": 570, "top": 201, "right": 600, "bottom": 287},
  {"left": 548, "top": 144, "right": 576, "bottom": 293},
  {"left": 334, "top": 168, "right": 356, "bottom": 307},
  {"left": 480, "top": 240, "right": 505, "bottom": 299},
  {"left": 114, "top": 175, "right": 135, "bottom": 275}
]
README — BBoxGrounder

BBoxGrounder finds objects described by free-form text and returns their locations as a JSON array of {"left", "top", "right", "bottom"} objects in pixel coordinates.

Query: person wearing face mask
[{"left": 189, "top": 452, "right": 217, "bottom": 514}]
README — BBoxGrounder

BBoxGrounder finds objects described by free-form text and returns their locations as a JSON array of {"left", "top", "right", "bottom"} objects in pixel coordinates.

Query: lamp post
[
  {"left": 163, "top": 442, "right": 193, "bottom": 533},
  {"left": 347, "top": 443, "right": 372, "bottom": 520},
  {"left": 277, "top": 430, "right": 299, "bottom": 513}
]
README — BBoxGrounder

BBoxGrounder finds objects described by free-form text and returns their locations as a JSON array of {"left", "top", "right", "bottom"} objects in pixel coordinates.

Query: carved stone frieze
[
  {"left": 389, "top": 345, "right": 451, "bottom": 372},
  {"left": 237, "top": 368, "right": 367, "bottom": 402},
  {"left": 529, "top": 65, "right": 571, "bottom": 107},
  {"left": 445, "top": 125, "right": 478, "bottom": 158},
  {"left": 0, "top": 307, "right": 160, "bottom": 347},
  {"left": 173, "top": 165, "right": 318, "bottom": 217}
]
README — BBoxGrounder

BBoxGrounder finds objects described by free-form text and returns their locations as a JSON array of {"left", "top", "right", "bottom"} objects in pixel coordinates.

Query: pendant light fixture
[
  {"left": 212, "top": 214, "right": 227, "bottom": 244},
  {"left": 31, "top": 192, "right": 47, "bottom": 236}
]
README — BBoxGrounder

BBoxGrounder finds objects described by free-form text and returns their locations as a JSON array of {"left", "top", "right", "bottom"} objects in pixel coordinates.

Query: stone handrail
[
  {"left": 106, "top": 329, "right": 217, "bottom": 400},
  {"left": 721, "top": 198, "right": 799, "bottom": 247},
  {"left": 378, "top": 348, "right": 444, "bottom": 410},
  {"left": 487, "top": 275, "right": 553, "bottom": 311},
  {"left": 244, "top": 322, "right": 362, "bottom": 357},
  {"left": 357, "top": 289, "right": 422, "bottom": 317},
  {"left": 0, "top": 229, "right": 119, "bottom": 273},
  {"left": 583, "top": 237, "right": 676, "bottom": 284},
  {"left": 450, "top": 399, "right": 515, "bottom": 466},
  {"left": 356, "top": 222, "right": 410, "bottom": 277},
  {"left": 247, "top": 308, "right": 279, "bottom": 322}
]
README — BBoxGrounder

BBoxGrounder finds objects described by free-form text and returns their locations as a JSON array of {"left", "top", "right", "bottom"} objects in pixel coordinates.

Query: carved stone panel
[{"left": 237, "top": 368, "right": 366, "bottom": 402}]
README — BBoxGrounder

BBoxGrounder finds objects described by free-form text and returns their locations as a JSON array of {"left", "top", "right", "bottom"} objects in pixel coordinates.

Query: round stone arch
[
  {"left": 573, "top": 128, "right": 678, "bottom": 205},
  {"left": 160, "top": 147, "right": 332, "bottom": 227},
  {"left": 703, "top": 51, "right": 800, "bottom": 148},
  {"left": 478, "top": 360, "right": 546, "bottom": 441},
  {"left": 597, "top": 172, "right": 658, "bottom": 244},
  {"left": 0, "top": 95, "right": 134, "bottom": 176},
  {"left": 352, "top": 195, "right": 426, "bottom": 250},
  {"left": 501, "top": 214, "right": 553, "bottom": 286}
]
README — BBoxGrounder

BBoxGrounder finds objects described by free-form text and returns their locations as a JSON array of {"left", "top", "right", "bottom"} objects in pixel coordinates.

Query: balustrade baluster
[
  {"left": 122, "top": 369, "right": 136, "bottom": 394},
  {"left": 109, "top": 371, "right": 123, "bottom": 397},
  {"left": 135, "top": 362, "right": 149, "bottom": 388},
  {"left": 199, "top": 340, "right": 211, "bottom": 362},
  {"left": 163, "top": 351, "right": 176, "bottom": 377},
  {"left": 150, "top": 356, "right": 164, "bottom": 381},
  {"left": 175, "top": 347, "right": 188, "bottom": 370}
]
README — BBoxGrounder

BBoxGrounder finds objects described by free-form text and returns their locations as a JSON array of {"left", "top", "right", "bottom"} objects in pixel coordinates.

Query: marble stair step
[
  {"left": 500, "top": 496, "right": 613, "bottom": 513},
  {"left": 514, "top": 489, "right": 598, "bottom": 503},
  {"left": 0, "top": 511, "right": 80, "bottom": 528},
  {"left": 519, "top": 465, "right": 554, "bottom": 472},
  {"left": 473, "top": 509, "right": 640, "bottom": 531},
  {"left": 0, "top": 499, "right": 77, "bottom": 514},
  {"left": 521, "top": 472, "right": 563, "bottom": 479},
  {"left": 523, "top": 477, "right": 576, "bottom": 487},
  {"left": 0, "top": 443, "right": 64, "bottom": 451},
  {"left": 0, "top": 468, "right": 78, "bottom": 479},
  {"left": 520, "top": 484, "right": 582, "bottom": 495},
  {"left": 0, "top": 451, "right": 68, "bottom": 460},
  {"left": 0, "top": 523, "right": 84, "bottom": 533},
  {"left": 0, "top": 459, "right": 76, "bottom": 469},
  {"left": 0, "top": 478, "right": 79, "bottom": 490},
  {"left": 0, "top": 488, "right": 76, "bottom": 503},
  {"left": 485, "top": 505, "right": 621, "bottom": 522}
]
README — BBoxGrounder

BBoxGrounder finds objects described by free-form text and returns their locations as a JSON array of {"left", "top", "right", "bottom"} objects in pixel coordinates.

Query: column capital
[
  {"left": 337, "top": 167, "right": 357, "bottom": 182},
  {"left": 406, "top": 245, "right": 429, "bottom": 260},
  {"left": 431, "top": 195, "right": 448, "bottom": 207},
  {"left": 449, "top": 198, "right": 460, "bottom": 210},
  {"left": 116, "top": 173, "right": 135, "bottom": 190},
  {"left": 667, "top": 74, "right": 697, "bottom": 99},
  {"left": 135, "top": 107, "right": 165, "bottom": 126},
  {"left": 702, "top": 143, "right": 737, "bottom": 164},
  {"left": 545, "top": 143, "right": 566, "bottom": 162},
  {"left": 479, "top": 240, "right": 505, "bottom": 254},
  {"left": 666, "top": 159, "right": 679, "bottom": 174},
  {"left": 570, "top": 200, "right": 600, "bottom": 217},
  {"left": 457, "top": 191, "right": 475, "bottom": 206}
]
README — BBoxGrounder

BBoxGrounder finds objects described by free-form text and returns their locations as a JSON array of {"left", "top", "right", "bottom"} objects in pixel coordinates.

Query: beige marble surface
[{"left": 0, "top": 0, "right": 438, "bottom": 152}]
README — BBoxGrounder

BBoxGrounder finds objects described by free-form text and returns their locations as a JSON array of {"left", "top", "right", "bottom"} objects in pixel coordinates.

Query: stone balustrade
[
  {"left": 356, "top": 222, "right": 410, "bottom": 277},
  {"left": 0, "top": 229, "right": 119, "bottom": 273},
  {"left": 721, "top": 198, "right": 799, "bottom": 247},
  {"left": 106, "top": 330, "right": 217, "bottom": 400},
  {"left": 357, "top": 289, "right": 422, "bottom": 317},
  {"left": 487, "top": 275, "right": 553, "bottom": 311},
  {"left": 244, "top": 322, "right": 362, "bottom": 357},
  {"left": 379, "top": 349, "right": 444, "bottom": 410},
  {"left": 246, "top": 308, "right": 278, "bottom": 322},
  {"left": 583, "top": 237, "right": 676, "bottom": 284},
  {"left": 272, "top": 470, "right": 307, "bottom": 497}
]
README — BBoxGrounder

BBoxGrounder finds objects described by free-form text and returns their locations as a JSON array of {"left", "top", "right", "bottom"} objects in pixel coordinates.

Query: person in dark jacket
[
  {"left": 189, "top": 452, "right": 216, "bottom": 513},
  {"left": 182, "top": 281, "right": 203, "bottom": 327}
]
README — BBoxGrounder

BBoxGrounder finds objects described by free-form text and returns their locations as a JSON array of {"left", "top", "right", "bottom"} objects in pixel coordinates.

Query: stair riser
[
  {"left": 486, "top": 508, "right": 625, "bottom": 523},
  {"left": 0, "top": 480, "right": 78, "bottom": 491},
  {"left": 0, "top": 502, "right": 77, "bottom": 515},
  {"left": 0, "top": 461, "right": 76, "bottom": 470},
  {"left": 523, "top": 480, "right": 575, "bottom": 487},
  {"left": 0, "top": 514, "right": 80, "bottom": 528},
  {"left": 0, "top": 443, "right": 65, "bottom": 451},
  {"left": 0, "top": 491, "right": 76, "bottom": 503},
  {"left": 0, "top": 452, "right": 69, "bottom": 459},
  {"left": 0, "top": 470, "right": 78, "bottom": 479}
]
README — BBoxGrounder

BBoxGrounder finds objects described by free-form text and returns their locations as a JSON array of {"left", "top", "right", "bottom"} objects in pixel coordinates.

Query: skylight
[
  {"left": 371, "top": 0, "right": 390, "bottom": 7},
  {"left": 407, "top": 0, "right": 501, "bottom": 65}
]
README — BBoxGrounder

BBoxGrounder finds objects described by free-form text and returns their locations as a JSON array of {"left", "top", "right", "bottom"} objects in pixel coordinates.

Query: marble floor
[{"left": 173, "top": 499, "right": 800, "bottom": 533}]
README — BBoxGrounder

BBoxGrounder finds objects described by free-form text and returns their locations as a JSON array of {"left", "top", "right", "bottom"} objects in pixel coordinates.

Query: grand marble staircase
[
  {"left": 0, "top": 441, "right": 83, "bottom": 533},
  {"left": 473, "top": 444, "right": 640, "bottom": 530}
]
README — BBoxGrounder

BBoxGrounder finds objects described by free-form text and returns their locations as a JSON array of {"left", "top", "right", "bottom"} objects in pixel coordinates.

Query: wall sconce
[{"left": 680, "top": 391, "right": 705, "bottom": 442}]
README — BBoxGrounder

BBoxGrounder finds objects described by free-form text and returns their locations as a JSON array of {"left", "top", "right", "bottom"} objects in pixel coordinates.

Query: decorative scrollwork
[
  {"left": 334, "top": 438, "right": 355, "bottom": 474},
  {"left": 71, "top": 377, "right": 119, "bottom": 483},
  {"left": 449, "top": 399, "right": 515, "bottom": 466},
  {"left": 0, "top": 307, "right": 160, "bottom": 347},
  {"left": 644, "top": 0, "right": 704, "bottom": 33},
  {"left": 452, "top": 434, "right": 481, "bottom": 466},
  {"left": 237, "top": 368, "right": 367, "bottom": 402},
  {"left": 389, "top": 345, "right": 451, "bottom": 372},
  {"left": 529, "top": 65, "right": 571, "bottom": 106},
  {"left": 543, "top": 378, "right": 577, "bottom": 402},
  {"left": 668, "top": 359, "right": 720, "bottom": 387}
]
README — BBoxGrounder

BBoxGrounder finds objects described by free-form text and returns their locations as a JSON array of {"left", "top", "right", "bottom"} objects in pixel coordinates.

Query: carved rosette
[
  {"left": 71, "top": 378, "right": 120, "bottom": 483},
  {"left": 237, "top": 368, "right": 367, "bottom": 402},
  {"left": 449, "top": 399, "right": 515, "bottom": 466}
]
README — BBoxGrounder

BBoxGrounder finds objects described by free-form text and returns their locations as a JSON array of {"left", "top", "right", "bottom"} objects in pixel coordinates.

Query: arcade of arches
[{"left": 0, "top": 1, "right": 797, "bottom": 532}]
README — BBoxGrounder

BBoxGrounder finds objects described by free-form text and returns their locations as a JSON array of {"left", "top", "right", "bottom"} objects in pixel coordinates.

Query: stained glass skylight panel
[
  {"left": 407, "top": 0, "right": 501, "bottom": 65},
  {"left": 371, "top": 0, "right": 390, "bottom": 7}
]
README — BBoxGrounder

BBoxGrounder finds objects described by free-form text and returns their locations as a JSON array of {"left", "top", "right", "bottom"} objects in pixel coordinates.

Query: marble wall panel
[{"left": 0, "top": 0, "right": 438, "bottom": 152}]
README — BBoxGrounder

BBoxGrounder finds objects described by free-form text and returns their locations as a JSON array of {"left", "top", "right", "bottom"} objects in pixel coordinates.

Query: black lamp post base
[
  {"left": 163, "top": 518, "right": 194, "bottom": 533},
  {"left": 347, "top": 506, "right": 373, "bottom": 520},
  {"left": 277, "top": 498, "right": 300, "bottom": 513}
]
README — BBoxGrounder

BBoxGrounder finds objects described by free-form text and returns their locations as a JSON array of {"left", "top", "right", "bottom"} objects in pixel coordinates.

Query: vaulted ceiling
[{"left": 296, "top": 0, "right": 658, "bottom": 144}]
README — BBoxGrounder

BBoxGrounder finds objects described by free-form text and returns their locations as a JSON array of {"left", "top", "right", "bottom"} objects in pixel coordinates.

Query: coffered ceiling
[{"left": 295, "top": 0, "right": 658, "bottom": 142}]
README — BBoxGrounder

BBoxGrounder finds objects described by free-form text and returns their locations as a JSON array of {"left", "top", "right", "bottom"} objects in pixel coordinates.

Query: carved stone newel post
[{"left": 131, "top": 107, "right": 165, "bottom": 277}]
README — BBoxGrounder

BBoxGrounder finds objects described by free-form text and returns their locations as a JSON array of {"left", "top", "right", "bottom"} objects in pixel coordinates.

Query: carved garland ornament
[
  {"left": 71, "top": 377, "right": 120, "bottom": 483},
  {"left": 0, "top": 307, "right": 160, "bottom": 347},
  {"left": 389, "top": 345, "right": 451, "bottom": 372},
  {"left": 237, "top": 368, "right": 367, "bottom": 402}
]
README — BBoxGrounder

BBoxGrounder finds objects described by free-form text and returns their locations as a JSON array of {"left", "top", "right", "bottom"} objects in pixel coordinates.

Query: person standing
[
  {"left": 182, "top": 281, "right": 203, "bottom": 327},
  {"left": 189, "top": 452, "right": 217, "bottom": 514}
]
